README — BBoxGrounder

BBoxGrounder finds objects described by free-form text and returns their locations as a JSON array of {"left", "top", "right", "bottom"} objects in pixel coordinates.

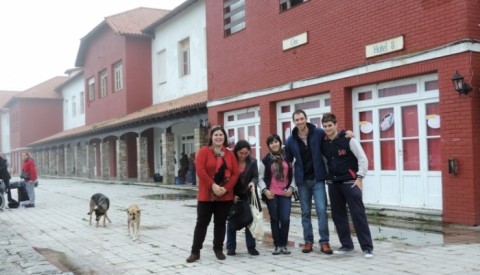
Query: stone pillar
[
  {"left": 116, "top": 139, "right": 127, "bottom": 180},
  {"left": 162, "top": 132, "right": 175, "bottom": 184},
  {"left": 49, "top": 149, "right": 56, "bottom": 175},
  {"left": 86, "top": 143, "right": 95, "bottom": 179},
  {"left": 137, "top": 136, "right": 150, "bottom": 182},
  {"left": 195, "top": 127, "right": 208, "bottom": 152},
  {"left": 65, "top": 145, "right": 73, "bottom": 176},
  {"left": 101, "top": 141, "right": 110, "bottom": 180},
  {"left": 76, "top": 143, "right": 86, "bottom": 177},
  {"left": 57, "top": 147, "right": 65, "bottom": 175}
]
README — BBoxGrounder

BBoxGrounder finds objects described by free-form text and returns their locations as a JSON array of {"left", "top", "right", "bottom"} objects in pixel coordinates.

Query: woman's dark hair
[
  {"left": 207, "top": 125, "right": 229, "bottom": 147},
  {"left": 234, "top": 140, "right": 251, "bottom": 158},
  {"left": 266, "top": 134, "right": 283, "bottom": 148}
]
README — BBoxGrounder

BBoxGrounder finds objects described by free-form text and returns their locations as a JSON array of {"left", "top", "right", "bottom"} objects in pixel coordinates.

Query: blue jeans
[
  {"left": 297, "top": 180, "right": 329, "bottom": 244},
  {"left": 265, "top": 195, "right": 291, "bottom": 247},
  {"left": 226, "top": 221, "right": 256, "bottom": 250}
]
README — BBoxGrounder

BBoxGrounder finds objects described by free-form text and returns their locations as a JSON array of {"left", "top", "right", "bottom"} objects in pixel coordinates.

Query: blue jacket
[{"left": 285, "top": 122, "right": 327, "bottom": 184}]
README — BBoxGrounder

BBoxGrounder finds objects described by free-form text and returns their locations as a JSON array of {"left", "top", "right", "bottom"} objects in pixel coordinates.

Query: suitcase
[{"left": 18, "top": 186, "right": 29, "bottom": 202}]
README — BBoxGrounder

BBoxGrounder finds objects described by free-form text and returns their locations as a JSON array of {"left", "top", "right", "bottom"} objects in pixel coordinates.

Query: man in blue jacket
[{"left": 284, "top": 110, "right": 333, "bottom": 254}]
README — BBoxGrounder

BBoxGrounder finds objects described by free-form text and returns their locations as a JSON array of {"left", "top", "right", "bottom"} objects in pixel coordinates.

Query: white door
[{"left": 353, "top": 74, "right": 442, "bottom": 210}]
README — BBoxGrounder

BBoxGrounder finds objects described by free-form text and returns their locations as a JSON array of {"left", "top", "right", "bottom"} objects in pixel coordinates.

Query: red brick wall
[
  {"left": 206, "top": 0, "right": 480, "bottom": 99},
  {"left": 83, "top": 28, "right": 152, "bottom": 125},
  {"left": 206, "top": 1, "right": 480, "bottom": 225}
]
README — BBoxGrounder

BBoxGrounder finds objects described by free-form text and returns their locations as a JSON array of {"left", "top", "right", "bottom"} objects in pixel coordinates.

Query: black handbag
[{"left": 227, "top": 199, "right": 253, "bottom": 231}]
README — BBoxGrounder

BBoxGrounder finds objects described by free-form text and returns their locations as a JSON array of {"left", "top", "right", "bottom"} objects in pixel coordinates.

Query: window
[
  {"left": 114, "top": 61, "right": 123, "bottom": 91},
  {"left": 65, "top": 99, "right": 69, "bottom": 117},
  {"left": 100, "top": 70, "right": 107, "bottom": 98},
  {"left": 72, "top": 96, "right": 76, "bottom": 117},
  {"left": 88, "top": 78, "right": 95, "bottom": 102},
  {"left": 224, "top": 0, "right": 245, "bottom": 36},
  {"left": 80, "top": 92, "right": 85, "bottom": 114},
  {"left": 224, "top": 107, "right": 261, "bottom": 159},
  {"left": 157, "top": 50, "right": 167, "bottom": 84},
  {"left": 280, "top": 0, "right": 306, "bottom": 11},
  {"left": 179, "top": 39, "right": 190, "bottom": 76}
]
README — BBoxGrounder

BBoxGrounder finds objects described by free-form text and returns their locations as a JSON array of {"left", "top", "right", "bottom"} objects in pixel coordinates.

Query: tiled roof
[
  {"left": 4, "top": 76, "right": 69, "bottom": 108},
  {"left": 0, "top": 90, "right": 20, "bottom": 109},
  {"left": 76, "top": 7, "right": 169, "bottom": 67},
  {"left": 30, "top": 91, "right": 207, "bottom": 146},
  {"left": 143, "top": 0, "right": 197, "bottom": 34},
  {"left": 106, "top": 7, "right": 170, "bottom": 36}
]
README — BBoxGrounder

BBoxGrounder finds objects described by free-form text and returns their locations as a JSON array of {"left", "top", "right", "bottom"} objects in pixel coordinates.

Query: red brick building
[
  {"left": 205, "top": 0, "right": 480, "bottom": 225},
  {"left": 4, "top": 77, "right": 67, "bottom": 173}
]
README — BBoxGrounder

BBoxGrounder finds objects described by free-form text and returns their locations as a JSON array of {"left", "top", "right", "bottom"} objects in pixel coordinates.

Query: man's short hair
[
  {"left": 292, "top": 109, "right": 307, "bottom": 121},
  {"left": 321, "top": 113, "right": 337, "bottom": 124}
]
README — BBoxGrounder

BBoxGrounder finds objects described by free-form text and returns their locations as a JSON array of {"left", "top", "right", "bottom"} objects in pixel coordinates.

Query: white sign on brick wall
[{"left": 365, "top": 36, "right": 404, "bottom": 58}]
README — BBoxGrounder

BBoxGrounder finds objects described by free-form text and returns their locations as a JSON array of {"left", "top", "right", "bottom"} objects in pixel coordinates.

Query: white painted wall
[
  {"left": 60, "top": 72, "right": 85, "bottom": 130},
  {"left": 151, "top": 0, "right": 207, "bottom": 104},
  {"left": 1, "top": 111, "right": 11, "bottom": 153}
]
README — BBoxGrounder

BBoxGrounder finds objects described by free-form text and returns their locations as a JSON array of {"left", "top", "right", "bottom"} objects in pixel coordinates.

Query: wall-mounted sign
[
  {"left": 282, "top": 32, "right": 308, "bottom": 51},
  {"left": 365, "top": 36, "right": 404, "bottom": 58}
]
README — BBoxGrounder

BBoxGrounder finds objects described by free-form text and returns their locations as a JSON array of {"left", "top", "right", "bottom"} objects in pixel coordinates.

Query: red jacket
[
  {"left": 23, "top": 158, "right": 38, "bottom": 182},
  {"left": 195, "top": 146, "right": 239, "bottom": 202}
]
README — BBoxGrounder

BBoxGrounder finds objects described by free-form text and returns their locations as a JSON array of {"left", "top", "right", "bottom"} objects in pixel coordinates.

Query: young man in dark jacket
[
  {"left": 321, "top": 113, "right": 374, "bottom": 259},
  {"left": 284, "top": 110, "right": 333, "bottom": 254}
]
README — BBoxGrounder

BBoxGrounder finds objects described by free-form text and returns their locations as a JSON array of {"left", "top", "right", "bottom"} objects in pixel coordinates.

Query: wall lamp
[{"left": 451, "top": 71, "right": 472, "bottom": 95}]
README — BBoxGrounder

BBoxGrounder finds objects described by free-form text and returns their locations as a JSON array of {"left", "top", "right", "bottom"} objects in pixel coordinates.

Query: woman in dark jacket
[
  {"left": 0, "top": 155, "right": 12, "bottom": 202},
  {"left": 226, "top": 140, "right": 260, "bottom": 256},
  {"left": 258, "top": 134, "right": 296, "bottom": 255}
]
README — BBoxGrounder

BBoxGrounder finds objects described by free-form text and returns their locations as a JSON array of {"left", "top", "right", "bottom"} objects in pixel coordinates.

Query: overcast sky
[{"left": 0, "top": 0, "right": 186, "bottom": 91}]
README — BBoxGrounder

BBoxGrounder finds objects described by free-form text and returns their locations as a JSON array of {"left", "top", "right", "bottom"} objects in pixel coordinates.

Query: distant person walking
[
  {"left": 20, "top": 152, "right": 38, "bottom": 208},
  {"left": 0, "top": 155, "right": 12, "bottom": 202}
]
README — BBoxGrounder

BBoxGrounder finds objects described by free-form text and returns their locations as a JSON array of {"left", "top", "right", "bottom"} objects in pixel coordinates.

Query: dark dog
[{"left": 87, "top": 193, "right": 111, "bottom": 227}]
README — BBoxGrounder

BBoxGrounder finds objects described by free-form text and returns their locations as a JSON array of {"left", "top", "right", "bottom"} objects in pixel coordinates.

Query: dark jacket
[
  {"left": 234, "top": 156, "right": 259, "bottom": 199},
  {"left": 0, "top": 157, "right": 11, "bottom": 182},
  {"left": 321, "top": 131, "right": 358, "bottom": 182},
  {"left": 285, "top": 122, "right": 327, "bottom": 183}
]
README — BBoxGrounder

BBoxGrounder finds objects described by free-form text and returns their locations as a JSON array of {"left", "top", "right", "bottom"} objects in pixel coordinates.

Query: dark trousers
[
  {"left": 191, "top": 200, "right": 233, "bottom": 254},
  {"left": 4, "top": 179, "right": 12, "bottom": 201},
  {"left": 328, "top": 181, "right": 373, "bottom": 252},
  {"left": 265, "top": 195, "right": 291, "bottom": 247}
]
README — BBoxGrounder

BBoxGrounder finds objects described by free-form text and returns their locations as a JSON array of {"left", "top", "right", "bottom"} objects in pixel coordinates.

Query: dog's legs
[
  {"left": 105, "top": 212, "right": 112, "bottom": 224},
  {"left": 128, "top": 220, "right": 131, "bottom": 236}
]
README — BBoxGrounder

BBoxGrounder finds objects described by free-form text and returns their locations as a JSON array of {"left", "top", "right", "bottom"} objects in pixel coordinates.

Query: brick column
[
  {"left": 116, "top": 139, "right": 127, "bottom": 180},
  {"left": 137, "top": 136, "right": 150, "bottom": 182},
  {"left": 162, "top": 132, "right": 175, "bottom": 185},
  {"left": 101, "top": 141, "right": 110, "bottom": 180},
  {"left": 65, "top": 145, "right": 73, "bottom": 176},
  {"left": 57, "top": 147, "right": 65, "bottom": 175},
  {"left": 86, "top": 144, "right": 95, "bottom": 179}
]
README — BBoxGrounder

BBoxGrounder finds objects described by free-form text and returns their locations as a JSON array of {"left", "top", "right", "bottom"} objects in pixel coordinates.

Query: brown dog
[
  {"left": 87, "top": 193, "right": 111, "bottom": 227},
  {"left": 127, "top": 204, "right": 141, "bottom": 240}
]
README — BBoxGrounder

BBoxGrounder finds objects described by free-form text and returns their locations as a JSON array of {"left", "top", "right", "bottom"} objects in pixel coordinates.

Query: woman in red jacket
[
  {"left": 21, "top": 151, "right": 38, "bottom": 208},
  {"left": 186, "top": 125, "right": 239, "bottom": 263}
]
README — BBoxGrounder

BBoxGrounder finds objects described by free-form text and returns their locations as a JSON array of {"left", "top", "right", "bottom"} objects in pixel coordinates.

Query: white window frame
[
  {"left": 157, "top": 49, "right": 167, "bottom": 84},
  {"left": 100, "top": 70, "right": 107, "bottom": 98},
  {"left": 224, "top": 106, "right": 261, "bottom": 159},
  {"left": 79, "top": 91, "right": 85, "bottom": 114},
  {"left": 179, "top": 38, "right": 190, "bottom": 77},
  {"left": 88, "top": 78, "right": 95, "bottom": 102},
  {"left": 114, "top": 61, "right": 124, "bottom": 91},
  {"left": 72, "top": 96, "right": 76, "bottom": 117},
  {"left": 224, "top": 0, "right": 246, "bottom": 36}
]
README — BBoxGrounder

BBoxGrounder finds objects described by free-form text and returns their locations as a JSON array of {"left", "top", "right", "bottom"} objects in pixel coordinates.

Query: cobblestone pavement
[{"left": 1, "top": 178, "right": 480, "bottom": 275}]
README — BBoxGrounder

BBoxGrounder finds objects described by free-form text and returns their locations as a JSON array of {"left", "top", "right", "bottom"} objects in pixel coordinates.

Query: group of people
[
  {"left": 186, "top": 110, "right": 374, "bottom": 263},
  {"left": 0, "top": 151, "right": 38, "bottom": 208}
]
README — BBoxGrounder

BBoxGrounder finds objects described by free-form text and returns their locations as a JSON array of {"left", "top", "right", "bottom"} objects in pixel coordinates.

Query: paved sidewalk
[{"left": 1, "top": 178, "right": 480, "bottom": 275}]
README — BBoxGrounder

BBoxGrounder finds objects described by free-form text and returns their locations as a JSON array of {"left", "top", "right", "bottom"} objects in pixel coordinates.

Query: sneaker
[
  {"left": 227, "top": 249, "right": 236, "bottom": 256},
  {"left": 333, "top": 247, "right": 354, "bottom": 255},
  {"left": 272, "top": 246, "right": 281, "bottom": 255},
  {"left": 363, "top": 250, "right": 374, "bottom": 259},
  {"left": 281, "top": 246, "right": 291, "bottom": 255},
  {"left": 320, "top": 243, "right": 333, "bottom": 255},
  {"left": 247, "top": 247, "right": 259, "bottom": 256}
]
